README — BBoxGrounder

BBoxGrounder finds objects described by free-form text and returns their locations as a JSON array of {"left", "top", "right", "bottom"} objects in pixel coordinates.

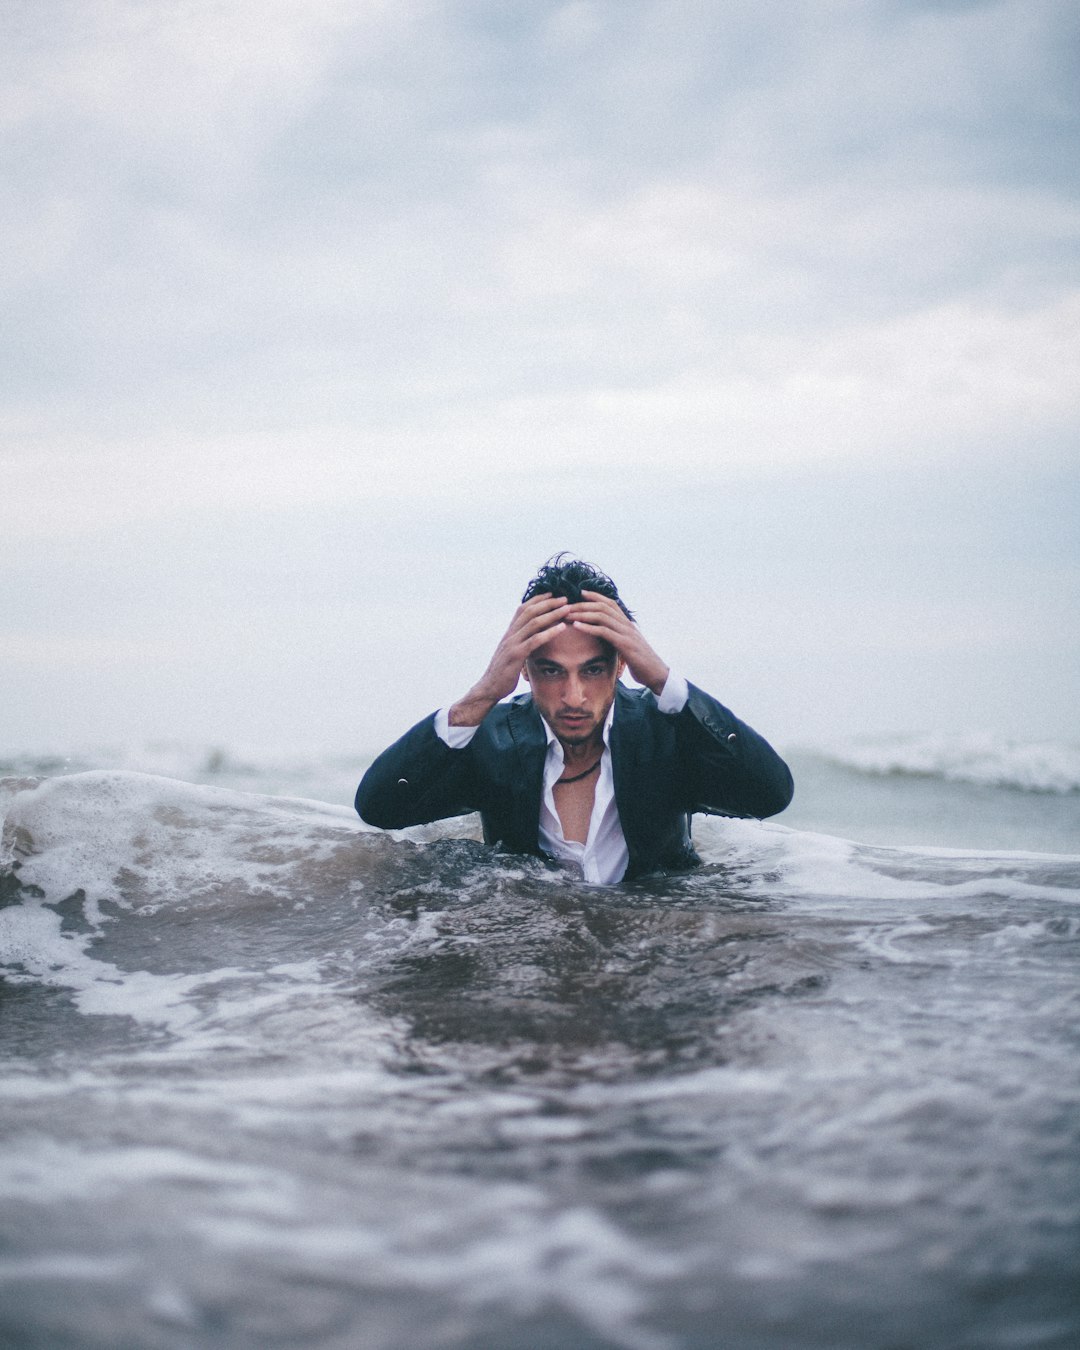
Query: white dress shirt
[{"left": 434, "top": 673, "right": 689, "bottom": 884}]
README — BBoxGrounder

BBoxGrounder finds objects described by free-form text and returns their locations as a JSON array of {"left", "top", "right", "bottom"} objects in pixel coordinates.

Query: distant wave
[
  {"left": 0, "top": 742, "right": 361, "bottom": 808},
  {"left": 815, "top": 734, "right": 1080, "bottom": 795},
  {"left": 6, "top": 734, "right": 1080, "bottom": 806},
  {"left": 0, "top": 742, "right": 354, "bottom": 782}
]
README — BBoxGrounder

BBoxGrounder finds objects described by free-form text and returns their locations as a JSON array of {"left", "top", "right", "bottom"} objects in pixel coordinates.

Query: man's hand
[
  {"left": 567, "top": 591, "right": 670, "bottom": 696},
  {"left": 448, "top": 594, "right": 569, "bottom": 727}
]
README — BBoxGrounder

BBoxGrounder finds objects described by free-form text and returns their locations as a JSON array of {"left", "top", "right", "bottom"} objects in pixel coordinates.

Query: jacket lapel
[
  {"left": 505, "top": 686, "right": 645, "bottom": 861},
  {"left": 506, "top": 696, "right": 548, "bottom": 851},
  {"left": 609, "top": 684, "right": 645, "bottom": 861}
]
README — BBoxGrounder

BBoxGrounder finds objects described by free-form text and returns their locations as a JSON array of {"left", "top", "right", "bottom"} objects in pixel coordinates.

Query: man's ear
[
  {"left": 521, "top": 661, "right": 531, "bottom": 686},
  {"left": 615, "top": 657, "right": 626, "bottom": 680}
]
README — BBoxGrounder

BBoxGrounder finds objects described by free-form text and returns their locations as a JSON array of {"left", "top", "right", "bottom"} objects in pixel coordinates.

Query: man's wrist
[
  {"left": 448, "top": 691, "right": 497, "bottom": 727},
  {"left": 645, "top": 665, "right": 670, "bottom": 697},
  {"left": 435, "top": 707, "right": 480, "bottom": 747},
  {"left": 656, "top": 670, "right": 689, "bottom": 714},
  {"left": 624, "top": 639, "right": 670, "bottom": 698}
]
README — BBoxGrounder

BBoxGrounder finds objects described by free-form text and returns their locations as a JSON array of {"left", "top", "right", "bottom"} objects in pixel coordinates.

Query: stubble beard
[{"left": 555, "top": 719, "right": 604, "bottom": 755}]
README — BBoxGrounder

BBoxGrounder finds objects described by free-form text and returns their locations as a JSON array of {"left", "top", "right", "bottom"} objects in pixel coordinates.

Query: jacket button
[
  {"left": 727, "top": 733, "right": 737, "bottom": 743},
  {"left": 397, "top": 778, "right": 409, "bottom": 785}
]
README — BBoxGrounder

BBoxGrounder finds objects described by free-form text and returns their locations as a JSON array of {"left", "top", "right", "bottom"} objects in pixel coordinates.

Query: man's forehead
[{"left": 531, "top": 628, "right": 616, "bottom": 666}]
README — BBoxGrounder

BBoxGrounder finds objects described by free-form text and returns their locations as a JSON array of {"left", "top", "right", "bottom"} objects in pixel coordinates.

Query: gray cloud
[{"left": 2, "top": 0, "right": 1078, "bottom": 750}]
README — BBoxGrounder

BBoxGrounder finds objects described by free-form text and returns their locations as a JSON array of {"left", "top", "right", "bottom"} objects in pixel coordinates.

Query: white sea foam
[
  {"left": 0, "top": 1139, "right": 290, "bottom": 1206},
  {"left": 185, "top": 1191, "right": 677, "bottom": 1350},
  {"left": 816, "top": 731, "right": 1080, "bottom": 794},
  {"left": 3, "top": 766, "right": 1079, "bottom": 1350},
  {"left": 0, "top": 888, "right": 328, "bottom": 1035},
  {"left": 694, "top": 815, "right": 1080, "bottom": 906},
  {"left": 0, "top": 740, "right": 361, "bottom": 807},
  {"left": 1, "top": 769, "right": 364, "bottom": 918},
  {"left": 3, "top": 772, "right": 1078, "bottom": 973},
  {"left": 0, "top": 1255, "right": 135, "bottom": 1284},
  {"left": 0, "top": 773, "right": 370, "bottom": 1037}
]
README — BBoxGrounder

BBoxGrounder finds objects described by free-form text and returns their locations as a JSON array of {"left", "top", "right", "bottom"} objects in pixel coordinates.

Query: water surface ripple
[{"left": 2, "top": 772, "right": 1078, "bottom": 1349}]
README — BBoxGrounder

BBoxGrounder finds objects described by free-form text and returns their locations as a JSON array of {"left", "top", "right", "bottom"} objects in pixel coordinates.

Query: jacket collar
[
  {"left": 507, "top": 684, "right": 645, "bottom": 861},
  {"left": 610, "top": 684, "right": 646, "bottom": 866},
  {"left": 505, "top": 696, "right": 548, "bottom": 848}
]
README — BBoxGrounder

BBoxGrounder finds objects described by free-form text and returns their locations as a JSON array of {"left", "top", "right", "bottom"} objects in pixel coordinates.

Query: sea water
[{"left": 1, "top": 739, "right": 1078, "bottom": 1349}]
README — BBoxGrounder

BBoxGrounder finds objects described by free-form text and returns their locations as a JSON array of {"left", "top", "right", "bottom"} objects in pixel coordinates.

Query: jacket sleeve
[
  {"left": 674, "top": 683, "right": 794, "bottom": 819},
  {"left": 355, "top": 713, "right": 481, "bottom": 829}
]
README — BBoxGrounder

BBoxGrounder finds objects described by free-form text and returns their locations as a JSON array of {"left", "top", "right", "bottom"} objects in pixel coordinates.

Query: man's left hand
[{"left": 567, "top": 591, "right": 671, "bottom": 696}]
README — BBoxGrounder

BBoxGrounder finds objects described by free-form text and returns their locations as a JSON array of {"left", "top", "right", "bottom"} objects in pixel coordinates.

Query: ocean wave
[
  {"left": 2, "top": 770, "right": 1076, "bottom": 1048},
  {"left": 815, "top": 733, "right": 1080, "bottom": 794},
  {"left": 2, "top": 771, "right": 1076, "bottom": 942},
  {"left": 0, "top": 741, "right": 362, "bottom": 806},
  {"left": 3, "top": 771, "right": 1080, "bottom": 1350}
]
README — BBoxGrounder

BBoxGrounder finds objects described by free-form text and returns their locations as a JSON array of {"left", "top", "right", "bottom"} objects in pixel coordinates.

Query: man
[{"left": 356, "top": 556, "right": 793, "bottom": 883}]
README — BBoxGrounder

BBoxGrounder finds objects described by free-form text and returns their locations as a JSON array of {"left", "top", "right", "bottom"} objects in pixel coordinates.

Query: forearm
[
  {"left": 677, "top": 684, "right": 794, "bottom": 819},
  {"left": 448, "top": 686, "right": 500, "bottom": 727},
  {"left": 446, "top": 592, "right": 571, "bottom": 727},
  {"left": 355, "top": 714, "right": 477, "bottom": 828}
]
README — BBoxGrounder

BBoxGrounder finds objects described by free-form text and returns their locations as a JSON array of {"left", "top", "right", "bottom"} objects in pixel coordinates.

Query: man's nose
[{"left": 565, "top": 674, "right": 586, "bottom": 705}]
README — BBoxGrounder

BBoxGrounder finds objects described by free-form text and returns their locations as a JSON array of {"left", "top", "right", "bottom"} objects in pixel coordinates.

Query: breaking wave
[
  {"left": 818, "top": 732, "right": 1080, "bottom": 794},
  {"left": 2, "top": 770, "right": 1078, "bottom": 1350}
]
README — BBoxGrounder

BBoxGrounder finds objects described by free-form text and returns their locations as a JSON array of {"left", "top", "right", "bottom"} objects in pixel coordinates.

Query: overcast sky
[{"left": 2, "top": 0, "right": 1078, "bottom": 757}]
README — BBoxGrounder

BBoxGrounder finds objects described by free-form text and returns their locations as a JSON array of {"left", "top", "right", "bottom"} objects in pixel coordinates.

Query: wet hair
[{"left": 521, "top": 553, "right": 634, "bottom": 620}]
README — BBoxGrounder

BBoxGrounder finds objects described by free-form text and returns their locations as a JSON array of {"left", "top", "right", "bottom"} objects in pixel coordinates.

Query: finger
[
  {"left": 569, "top": 621, "right": 636, "bottom": 657},
  {"left": 522, "top": 622, "right": 567, "bottom": 653},
  {"left": 515, "top": 606, "right": 571, "bottom": 644},
  {"left": 579, "top": 591, "right": 625, "bottom": 610},
  {"left": 565, "top": 606, "right": 632, "bottom": 635},
  {"left": 510, "top": 593, "right": 568, "bottom": 627},
  {"left": 570, "top": 617, "right": 624, "bottom": 640},
  {"left": 565, "top": 605, "right": 626, "bottom": 624},
  {"left": 505, "top": 597, "right": 567, "bottom": 642},
  {"left": 571, "top": 594, "right": 630, "bottom": 619}
]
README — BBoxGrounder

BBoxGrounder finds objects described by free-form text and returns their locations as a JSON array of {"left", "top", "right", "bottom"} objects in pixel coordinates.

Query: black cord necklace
[{"left": 555, "top": 759, "right": 602, "bottom": 787}]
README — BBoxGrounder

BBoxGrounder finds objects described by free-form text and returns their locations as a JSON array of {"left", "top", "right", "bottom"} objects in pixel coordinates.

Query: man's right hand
[{"left": 448, "top": 594, "right": 569, "bottom": 727}]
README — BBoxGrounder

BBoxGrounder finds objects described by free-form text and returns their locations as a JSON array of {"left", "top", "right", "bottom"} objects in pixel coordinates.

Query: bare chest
[{"left": 554, "top": 777, "right": 597, "bottom": 845}]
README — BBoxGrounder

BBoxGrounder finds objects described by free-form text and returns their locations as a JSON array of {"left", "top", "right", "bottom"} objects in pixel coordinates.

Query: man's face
[{"left": 523, "top": 626, "right": 624, "bottom": 748}]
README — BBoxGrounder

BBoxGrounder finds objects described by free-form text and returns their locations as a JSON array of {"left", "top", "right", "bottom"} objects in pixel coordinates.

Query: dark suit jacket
[{"left": 355, "top": 683, "right": 794, "bottom": 882}]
